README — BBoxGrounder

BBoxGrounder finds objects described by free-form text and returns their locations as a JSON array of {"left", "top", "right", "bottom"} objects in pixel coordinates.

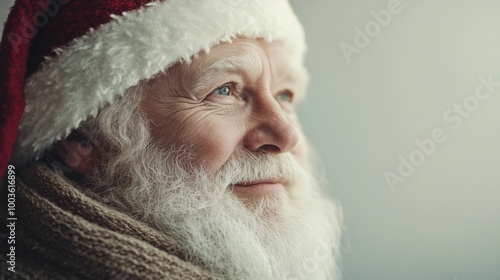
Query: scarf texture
[{"left": 0, "top": 162, "right": 222, "bottom": 280}]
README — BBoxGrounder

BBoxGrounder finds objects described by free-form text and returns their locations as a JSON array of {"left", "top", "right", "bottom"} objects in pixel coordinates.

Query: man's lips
[{"left": 233, "top": 178, "right": 286, "bottom": 188}]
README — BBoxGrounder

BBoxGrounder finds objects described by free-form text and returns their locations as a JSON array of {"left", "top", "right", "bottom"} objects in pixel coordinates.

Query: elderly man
[{"left": 0, "top": 0, "right": 342, "bottom": 279}]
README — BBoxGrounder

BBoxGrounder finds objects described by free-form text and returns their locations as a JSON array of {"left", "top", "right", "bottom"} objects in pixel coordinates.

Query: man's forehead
[{"left": 199, "top": 38, "right": 302, "bottom": 74}]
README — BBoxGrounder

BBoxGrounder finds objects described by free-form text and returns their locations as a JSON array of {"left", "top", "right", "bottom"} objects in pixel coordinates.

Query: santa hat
[{"left": 0, "top": 0, "right": 306, "bottom": 176}]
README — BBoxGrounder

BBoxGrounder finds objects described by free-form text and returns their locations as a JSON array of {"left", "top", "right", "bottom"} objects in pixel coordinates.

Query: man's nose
[{"left": 244, "top": 93, "right": 299, "bottom": 154}]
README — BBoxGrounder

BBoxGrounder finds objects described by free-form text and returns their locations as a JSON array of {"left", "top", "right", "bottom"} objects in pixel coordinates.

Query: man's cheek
[
  {"left": 288, "top": 116, "right": 307, "bottom": 159},
  {"left": 291, "top": 127, "right": 311, "bottom": 170},
  {"left": 186, "top": 129, "right": 239, "bottom": 175},
  {"left": 147, "top": 105, "right": 210, "bottom": 144},
  {"left": 293, "top": 137, "right": 308, "bottom": 163}
]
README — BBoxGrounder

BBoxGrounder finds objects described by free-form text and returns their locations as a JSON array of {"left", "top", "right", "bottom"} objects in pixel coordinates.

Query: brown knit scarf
[{"left": 0, "top": 163, "right": 223, "bottom": 280}]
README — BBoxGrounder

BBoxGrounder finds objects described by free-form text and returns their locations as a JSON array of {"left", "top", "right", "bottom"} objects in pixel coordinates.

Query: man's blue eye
[
  {"left": 213, "top": 86, "right": 231, "bottom": 96},
  {"left": 278, "top": 91, "right": 293, "bottom": 102}
]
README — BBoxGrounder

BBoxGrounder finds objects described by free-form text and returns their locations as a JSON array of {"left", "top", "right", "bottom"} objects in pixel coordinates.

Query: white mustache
[{"left": 213, "top": 151, "right": 304, "bottom": 189}]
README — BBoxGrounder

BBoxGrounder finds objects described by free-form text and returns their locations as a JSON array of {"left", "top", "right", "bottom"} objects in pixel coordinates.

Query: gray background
[{"left": 2, "top": 1, "right": 500, "bottom": 279}]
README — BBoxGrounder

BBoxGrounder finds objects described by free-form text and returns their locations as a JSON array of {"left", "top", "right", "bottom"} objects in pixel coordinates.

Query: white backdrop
[
  {"left": 2, "top": 1, "right": 500, "bottom": 279},
  {"left": 291, "top": 0, "right": 500, "bottom": 279}
]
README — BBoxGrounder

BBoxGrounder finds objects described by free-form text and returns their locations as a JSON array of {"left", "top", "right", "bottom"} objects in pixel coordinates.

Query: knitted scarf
[{"left": 0, "top": 163, "right": 222, "bottom": 280}]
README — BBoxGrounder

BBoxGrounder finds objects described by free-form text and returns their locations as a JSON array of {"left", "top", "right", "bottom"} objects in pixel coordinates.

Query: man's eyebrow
[
  {"left": 190, "top": 54, "right": 257, "bottom": 95},
  {"left": 206, "top": 55, "right": 306, "bottom": 85},
  {"left": 189, "top": 54, "right": 309, "bottom": 98},
  {"left": 280, "top": 66, "right": 307, "bottom": 84}
]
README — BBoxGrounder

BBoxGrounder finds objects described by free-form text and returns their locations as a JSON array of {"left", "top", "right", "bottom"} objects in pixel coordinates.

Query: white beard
[
  {"left": 78, "top": 94, "right": 342, "bottom": 279},
  {"left": 84, "top": 145, "right": 342, "bottom": 280}
]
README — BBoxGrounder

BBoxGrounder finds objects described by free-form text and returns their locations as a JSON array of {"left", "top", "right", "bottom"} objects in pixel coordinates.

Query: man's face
[
  {"left": 140, "top": 38, "right": 309, "bottom": 202},
  {"left": 71, "top": 38, "right": 340, "bottom": 279}
]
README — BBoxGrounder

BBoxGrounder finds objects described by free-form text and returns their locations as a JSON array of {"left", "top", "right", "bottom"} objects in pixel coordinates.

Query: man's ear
[{"left": 55, "top": 139, "right": 93, "bottom": 174}]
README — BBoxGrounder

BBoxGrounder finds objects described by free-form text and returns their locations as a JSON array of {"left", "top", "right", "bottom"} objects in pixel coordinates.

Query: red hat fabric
[{"left": 0, "top": 0, "right": 306, "bottom": 176}]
